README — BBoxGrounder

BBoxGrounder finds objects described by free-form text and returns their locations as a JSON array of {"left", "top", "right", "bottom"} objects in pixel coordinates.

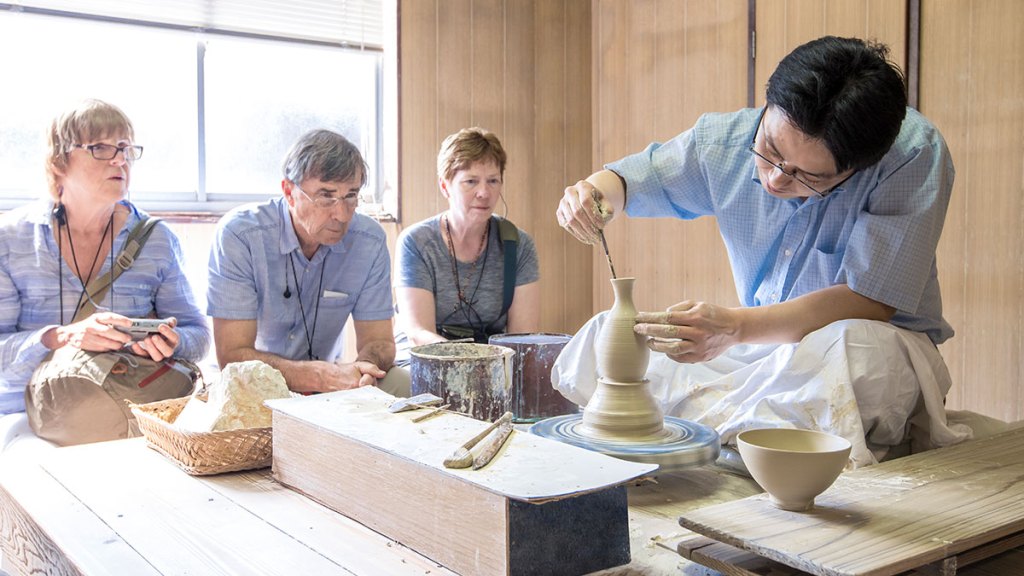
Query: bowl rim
[{"left": 737, "top": 427, "right": 852, "bottom": 454}]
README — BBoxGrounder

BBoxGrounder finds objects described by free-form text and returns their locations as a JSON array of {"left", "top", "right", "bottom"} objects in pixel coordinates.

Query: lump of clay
[{"left": 174, "top": 360, "right": 291, "bottom": 432}]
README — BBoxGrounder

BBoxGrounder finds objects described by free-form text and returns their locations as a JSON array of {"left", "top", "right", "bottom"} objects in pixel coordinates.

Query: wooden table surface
[{"left": 0, "top": 438, "right": 762, "bottom": 576}]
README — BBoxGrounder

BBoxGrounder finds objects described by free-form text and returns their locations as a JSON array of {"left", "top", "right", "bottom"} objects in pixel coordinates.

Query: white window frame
[{"left": 0, "top": 2, "right": 393, "bottom": 219}]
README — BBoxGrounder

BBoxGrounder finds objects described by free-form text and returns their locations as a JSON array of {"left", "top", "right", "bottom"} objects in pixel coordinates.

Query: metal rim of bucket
[
  {"left": 488, "top": 332, "right": 571, "bottom": 343},
  {"left": 409, "top": 342, "right": 514, "bottom": 361}
]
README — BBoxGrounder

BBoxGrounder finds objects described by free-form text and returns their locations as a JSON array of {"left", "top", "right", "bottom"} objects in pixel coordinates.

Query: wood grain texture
[
  {"left": 0, "top": 452, "right": 158, "bottom": 576},
  {"left": 0, "top": 437, "right": 765, "bottom": 576},
  {"left": 923, "top": 0, "right": 1024, "bottom": 422},
  {"left": 592, "top": 0, "right": 745, "bottom": 316},
  {"left": 754, "top": 0, "right": 906, "bottom": 106},
  {"left": 679, "top": 428, "right": 1024, "bottom": 576},
  {"left": 268, "top": 389, "right": 650, "bottom": 576}
]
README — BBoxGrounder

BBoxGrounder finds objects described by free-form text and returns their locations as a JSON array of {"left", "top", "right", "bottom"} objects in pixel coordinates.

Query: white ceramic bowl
[{"left": 737, "top": 428, "right": 852, "bottom": 512}]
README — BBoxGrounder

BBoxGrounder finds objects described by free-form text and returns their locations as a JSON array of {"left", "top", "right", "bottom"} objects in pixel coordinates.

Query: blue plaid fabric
[
  {"left": 608, "top": 107, "right": 954, "bottom": 345},
  {"left": 0, "top": 201, "right": 211, "bottom": 414}
]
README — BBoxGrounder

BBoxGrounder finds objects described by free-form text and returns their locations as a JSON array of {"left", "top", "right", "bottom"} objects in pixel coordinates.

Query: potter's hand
[
  {"left": 634, "top": 300, "right": 739, "bottom": 363},
  {"left": 557, "top": 180, "right": 612, "bottom": 245}
]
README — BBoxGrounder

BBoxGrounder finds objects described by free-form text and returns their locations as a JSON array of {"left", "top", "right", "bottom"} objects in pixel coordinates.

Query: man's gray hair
[{"left": 282, "top": 129, "right": 367, "bottom": 187}]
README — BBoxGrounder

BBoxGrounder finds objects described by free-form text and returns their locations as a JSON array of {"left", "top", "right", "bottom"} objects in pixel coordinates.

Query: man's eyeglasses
[
  {"left": 748, "top": 107, "right": 852, "bottom": 198},
  {"left": 70, "top": 143, "right": 144, "bottom": 161},
  {"left": 292, "top": 182, "right": 359, "bottom": 209}
]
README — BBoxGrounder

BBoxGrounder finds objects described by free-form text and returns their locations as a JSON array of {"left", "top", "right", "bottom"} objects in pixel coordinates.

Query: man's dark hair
[{"left": 765, "top": 36, "right": 907, "bottom": 173}]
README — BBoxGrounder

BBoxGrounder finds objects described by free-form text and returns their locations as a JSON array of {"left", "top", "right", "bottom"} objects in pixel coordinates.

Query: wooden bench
[{"left": 677, "top": 428, "right": 1024, "bottom": 575}]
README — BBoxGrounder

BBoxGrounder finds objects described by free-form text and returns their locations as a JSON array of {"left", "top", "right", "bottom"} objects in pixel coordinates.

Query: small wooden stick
[
  {"left": 411, "top": 404, "right": 450, "bottom": 423},
  {"left": 471, "top": 422, "right": 514, "bottom": 470},
  {"left": 443, "top": 411, "right": 513, "bottom": 469}
]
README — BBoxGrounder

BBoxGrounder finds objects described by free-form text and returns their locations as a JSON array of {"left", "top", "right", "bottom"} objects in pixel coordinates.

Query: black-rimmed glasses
[
  {"left": 292, "top": 182, "right": 360, "bottom": 209},
  {"left": 749, "top": 107, "right": 853, "bottom": 198},
  {"left": 70, "top": 143, "right": 144, "bottom": 161}
]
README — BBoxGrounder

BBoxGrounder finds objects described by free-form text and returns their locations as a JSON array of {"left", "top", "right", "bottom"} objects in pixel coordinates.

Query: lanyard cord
[
  {"left": 288, "top": 251, "right": 327, "bottom": 360},
  {"left": 441, "top": 215, "right": 491, "bottom": 332},
  {"left": 62, "top": 211, "right": 115, "bottom": 323}
]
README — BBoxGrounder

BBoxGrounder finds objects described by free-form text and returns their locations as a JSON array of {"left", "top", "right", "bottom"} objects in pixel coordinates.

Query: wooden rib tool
[{"left": 443, "top": 411, "right": 514, "bottom": 470}]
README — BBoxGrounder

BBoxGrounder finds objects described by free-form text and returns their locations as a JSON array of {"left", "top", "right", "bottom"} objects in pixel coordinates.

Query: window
[{"left": 0, "top": 2, "right": 387, "bottom": 216}]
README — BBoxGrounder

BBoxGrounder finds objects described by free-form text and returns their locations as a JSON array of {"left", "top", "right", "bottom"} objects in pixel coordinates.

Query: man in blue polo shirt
[
  {"left": 554, "top": 37, "right": 970, "bottom": 466},
  {"left": 208, "top": 129, "right": 403, "bottom": 394}
]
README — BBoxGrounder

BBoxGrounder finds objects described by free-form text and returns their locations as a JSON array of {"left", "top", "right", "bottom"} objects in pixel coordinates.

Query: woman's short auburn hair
[
  {"left": 46, "top": 99, "right": 135, "bottom": 202},
  {"left": 436, "top": 127, "right": 507, "bottom": 182}
]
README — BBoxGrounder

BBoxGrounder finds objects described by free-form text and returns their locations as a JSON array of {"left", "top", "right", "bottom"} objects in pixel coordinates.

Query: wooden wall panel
[
  {"left": 923, "top": 0, "right": 1024, "bottom": 422},
  {"left": 592, "top": 0, "right": 746, "bottom": 315},
  {"left": 399, "top": 0, "right": 442, "bottom": 224},
  {"left": 754, "top": 0, "right": 906, "bottom": 107},
  {"left": 396, "top": 0, "right": 593, "bottom": 336}
]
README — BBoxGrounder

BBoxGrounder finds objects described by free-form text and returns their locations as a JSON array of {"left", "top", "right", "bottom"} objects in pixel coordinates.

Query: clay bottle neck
[{"left": 609, "top": 278, "right": 636, "bottom": 313}]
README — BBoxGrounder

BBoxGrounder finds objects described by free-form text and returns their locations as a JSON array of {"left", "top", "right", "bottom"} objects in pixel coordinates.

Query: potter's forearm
[{"left": 736, "top": 284, "right": 895, "bottom": 344}]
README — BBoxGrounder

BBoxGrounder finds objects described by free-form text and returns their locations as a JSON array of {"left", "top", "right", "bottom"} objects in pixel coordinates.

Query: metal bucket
[
  {"left": 409, "top": 342, "right": 515, "bottom": 421},
  {"left": 488, "top": 333, "right": 576, "bottom": 423}
]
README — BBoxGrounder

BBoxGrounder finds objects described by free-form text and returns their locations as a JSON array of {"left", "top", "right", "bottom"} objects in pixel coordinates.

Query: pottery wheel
[{"left": 530, "top": 414, "right": 720, "bottom": 472}]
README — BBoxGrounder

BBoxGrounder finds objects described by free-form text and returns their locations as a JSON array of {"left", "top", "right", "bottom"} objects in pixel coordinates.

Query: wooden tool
[
  {"left": 471, "top": 421, "right": 514, "bottom": 470},
  {"left": 443, "top": 411, "right": 513, "bottom": 469},
  {"left": 598, "top": 230, "right": 617, "bottom": 279},
  {"left": 387, "top": 393, "right": 442, "bottom": 413},
  {"left": 410, "top": 404, "right": 450, "bottom": 423}
]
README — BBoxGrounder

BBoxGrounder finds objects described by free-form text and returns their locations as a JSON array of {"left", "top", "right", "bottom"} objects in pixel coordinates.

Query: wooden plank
[
  {"left": 36, "top": 442, "right": 363, "bottom": 576},
  {"left": 679, "top": 534, "right": 806, "bottom": 576},
  {"left": 679, "top": 428, "right": 1024, "bottom": 576},
  {"left": 267, "top": 387, "right": 656, "bottom": 500},
  {"left": 269, "top": 389, "right": 644, "bottom": 576},
  {"left": 202, "top": 470, "right": 454, "bottom": 575},
  {"left": 0, "top": 454, "right": 156, "bottom": 576},
  {"left": 272, "top": 409, "right": 510, "bottom": 576},
  {"left": 957, "top": 548, "right": 1024, "bottom": 576}
]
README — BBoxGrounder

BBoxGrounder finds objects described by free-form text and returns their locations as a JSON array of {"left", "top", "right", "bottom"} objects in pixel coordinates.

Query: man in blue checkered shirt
[{"left": 554, "top": 36, "right": 970, "bottom": 466}]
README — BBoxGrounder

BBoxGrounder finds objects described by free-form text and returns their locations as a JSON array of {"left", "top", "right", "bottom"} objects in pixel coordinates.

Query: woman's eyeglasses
[{"left": 70, "top": 143, "right": 144, "bottom": 161}]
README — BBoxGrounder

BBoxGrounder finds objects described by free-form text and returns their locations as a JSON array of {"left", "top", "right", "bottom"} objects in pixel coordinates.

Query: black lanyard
[{"left": 288, "top": 251, "right": 327, "bottom": 361}]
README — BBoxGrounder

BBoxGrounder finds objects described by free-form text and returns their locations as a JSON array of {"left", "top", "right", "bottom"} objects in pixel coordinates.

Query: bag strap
[
  {"left": 73, "top": 217, "right": 161, "bottom": 322},
  {"left": 497, "top": 216, "right": 519, "bottom": 319}
]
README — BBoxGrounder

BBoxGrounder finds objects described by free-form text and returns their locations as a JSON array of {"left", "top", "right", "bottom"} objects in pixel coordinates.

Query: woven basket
[{"left": 130, "top": 396, "right": 273, "bottom": 476}]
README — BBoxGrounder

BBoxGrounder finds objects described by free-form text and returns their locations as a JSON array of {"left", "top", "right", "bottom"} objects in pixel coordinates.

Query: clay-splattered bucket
[
  {"left": 488, "top": 333, "right": 576, "bottom": 423},
  {"left": 409, "top": 342, "right": 515, "bottom": 421}
]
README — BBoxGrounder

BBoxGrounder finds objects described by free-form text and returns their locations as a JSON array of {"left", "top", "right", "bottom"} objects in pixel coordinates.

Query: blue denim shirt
[
  {"left": 0, "top": 200, "right": 211, "bottom": 414},
  {"left": 207, "top": 197, "right": 393, "bottom": 362},
  {"left": 608, "top": 107, "right": 954, "bottom": 344}
]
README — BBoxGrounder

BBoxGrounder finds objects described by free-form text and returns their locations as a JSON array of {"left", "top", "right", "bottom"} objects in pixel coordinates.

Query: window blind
[{"left": 4, "top": 0, "right": 382, "bottom": 49}]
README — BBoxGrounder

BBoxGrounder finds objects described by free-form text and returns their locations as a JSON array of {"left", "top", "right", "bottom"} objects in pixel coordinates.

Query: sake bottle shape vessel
[{"left": 595, "top": 277, "right": 649, "bottom": 382}]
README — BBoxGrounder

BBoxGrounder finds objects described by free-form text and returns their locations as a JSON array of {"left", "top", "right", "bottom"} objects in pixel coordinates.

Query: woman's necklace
[
  {"left": 64, "top": 211, "right": 115, "bottom": 319},
  {"left": 443, "top": 213, "right": 489, "bottom": 305}
]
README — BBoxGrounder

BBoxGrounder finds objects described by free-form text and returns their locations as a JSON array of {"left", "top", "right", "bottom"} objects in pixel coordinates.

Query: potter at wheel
[{"left": 531, "top": 278, "right": 720, "bottom": 472}]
